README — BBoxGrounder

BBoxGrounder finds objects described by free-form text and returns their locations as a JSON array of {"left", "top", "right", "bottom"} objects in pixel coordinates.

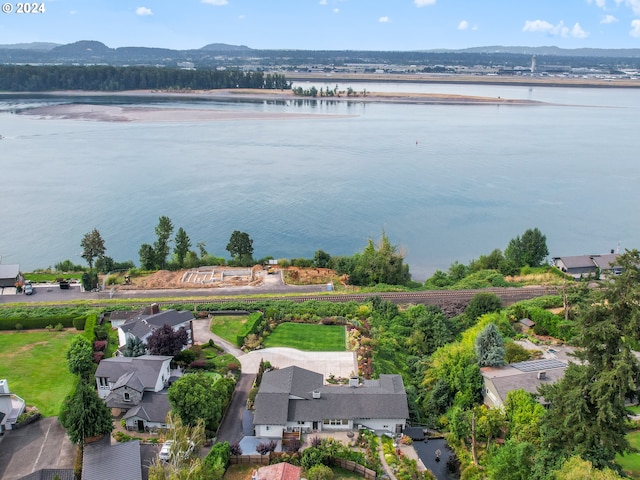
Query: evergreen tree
[
  {"left": 174, "top": 227, "right": 191, "bottom": 268},
  {"left": 123, "top": 336, "right": 147, "bottom": 357},
  {"left": 474, "top": 323, "right": 506, "bottom": 367},
  {"left": 153, "top": 216, "right": 174, "bottom": 269},
  {"left": 59, "top": 379, "right": 113, "bottom": 444}
]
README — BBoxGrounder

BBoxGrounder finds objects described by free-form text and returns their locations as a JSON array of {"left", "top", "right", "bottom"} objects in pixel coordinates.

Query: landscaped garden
[
  {"left": 210, "top": 315, "right": 248, "bottom": 344},
  {"left": 616, "top": 430, "right": 640, "bottom": 478},
  {"left": 0, "top": 330, "right": 77, "bottom": 416}
]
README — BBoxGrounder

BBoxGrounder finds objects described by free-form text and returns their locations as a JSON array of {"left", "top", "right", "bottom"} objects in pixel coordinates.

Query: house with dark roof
[
  {"left": 0, "top": 264, "right": 20, "bottom": 288},
  {"left": 253, "top": 366, "right": 409, "bottom": 438},
  {"left": 480, "top": 359, "right": 569, "bottom": 408},
  {"left": 82, "top": 437, "right": 142, "bottom": 480},
  {"left": 116, "top": 304, "right": 194, "bottom": 353},
  {"left": 553, "top": 253, "right": 621, "bottom": 279},
  {"left": 0, "top": 378, "right": 26, "bottom": 433},
  {"left": 95, "top": 355, "right": 174, "bottom": 431}
]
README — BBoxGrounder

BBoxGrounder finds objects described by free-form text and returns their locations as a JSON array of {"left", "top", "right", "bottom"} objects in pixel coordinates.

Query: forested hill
[{"left": 0, "top": 65, "right": 290, "bottom": 92}]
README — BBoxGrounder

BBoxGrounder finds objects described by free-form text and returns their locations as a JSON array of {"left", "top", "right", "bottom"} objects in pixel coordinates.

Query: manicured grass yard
[
  {"left": 210, "top": 315, "right": 247, "bottom": 344},
  {"left": 617, "top": 430, "right": 640, "bottom": 477},
  {"left": 0, "top": 330, "right": 77, "bottom": 417},
  {"left": 264, "top": 323, "right": 346, "bottom": 351},
  {"left": 628, "top": 405, "right": 640, "bottom": 415}
]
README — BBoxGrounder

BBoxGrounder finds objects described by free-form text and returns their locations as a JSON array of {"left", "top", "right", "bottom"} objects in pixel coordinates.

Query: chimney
[
  {"left": 0, "top": 379, "right": 9, "bottom": 394},
  {"left": 312, "top": 390, "right": 321, "bottom": 399},
  {"left": 349, "top": 376, "right": 359, "bottom": 388},
  {"left": 150, "top": 303, "right": 160, "bottom": 315},
  {"left": 537, "top": 371, "right": 546, "bottom": 380}
]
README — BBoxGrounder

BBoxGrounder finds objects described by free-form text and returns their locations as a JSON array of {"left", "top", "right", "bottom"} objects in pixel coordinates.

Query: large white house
[
  {"left": 114, "top": 304, "right": 194, "bottom": 352},
  {"left": 94, "top": 355, "right": 175, "bottom": 431},
  {"left": 253, "top": 366, "right": 409, "bottom": 438},
  {"left": 0, "top": 379, "right": 26, "bottom": 433}
]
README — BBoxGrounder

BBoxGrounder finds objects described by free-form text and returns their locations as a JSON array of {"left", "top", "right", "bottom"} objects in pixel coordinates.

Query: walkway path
[{"left": 378, "top": 440, "right": 398, "bottom": 480}]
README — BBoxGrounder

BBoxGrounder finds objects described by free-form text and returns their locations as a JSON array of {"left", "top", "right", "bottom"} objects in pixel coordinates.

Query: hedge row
[
  {"left": 203, "top": 441, "right": 230, "bottom": 478},
  {"left": 83, "top": 314, "right": 98, "bottom": 342},
  {"left": 0, "top": 316, "right": 76, "bottom": 330},
  {"left": 236, "top": 312, "right": 265, "bottom": 347}
]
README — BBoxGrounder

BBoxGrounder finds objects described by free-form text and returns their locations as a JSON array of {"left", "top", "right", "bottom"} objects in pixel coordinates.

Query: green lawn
[
  {"left": 210, "top": 315, "right": 247, "bottom": 344},
  {"left": 263, "top": 323, "right": 346, "bottom": 351},
  {"left": 617, "top": 430, "right": 640, "bottom": 477},
  {"left": 628, "top": 405, "right": 640, "bottom": 415},
  {"left": 0, "top": 330, "right": 77, "bottom": 416}
]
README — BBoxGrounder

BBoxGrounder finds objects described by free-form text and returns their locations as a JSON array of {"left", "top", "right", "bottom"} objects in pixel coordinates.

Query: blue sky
[{"left": 2, "top": 0, "right": 640, "bottom": 50}]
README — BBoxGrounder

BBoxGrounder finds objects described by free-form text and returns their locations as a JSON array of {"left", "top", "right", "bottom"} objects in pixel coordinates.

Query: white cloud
[
  {"left": 522, "top": 19, "right": 555, "bottom": 33},
  {"left": 414, "top": 0, "right": 436, "bottom": 7},
  {"left": 616, "top": 0, "right": 640, "bottom": 15},
  {"left": 571, "top": 22, "right": 589, "bottom": 38},
  {"left": 135, "top": 6, "right": 153, "bottom": 16},
  {"left": 333, "top": 8, "right": 339, "bottom": 13},
  {"left": 238, "top": 14, "right": 245, "bottom": 20},
  {"left": 319, "top": 0, "right": 327, "bottom": 4},
  {"left": 379, "top": 16, "right": 390, "bottom": 23},
  {"left": 522, "top": 19, "right": 587, "bottom": 38},
  {"left": 631, "top": 19, "right": 640, "bottom": 36},
  {"left": 587, "top": 0, "right": 607, "bottom": 8},
  {"left": 458, "top": 20, "right": 469, "bottom": 30},
  {"left": 202, "top": 0, "right": 228, "bottom": 5},
  {"left": 601, "top": 14, "right": 618, "bottom": 23}
]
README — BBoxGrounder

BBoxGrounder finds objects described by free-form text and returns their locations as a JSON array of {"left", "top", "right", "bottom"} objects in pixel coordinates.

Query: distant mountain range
[{"left": 1, "top": 40, "right": 639, "bottom": 69}]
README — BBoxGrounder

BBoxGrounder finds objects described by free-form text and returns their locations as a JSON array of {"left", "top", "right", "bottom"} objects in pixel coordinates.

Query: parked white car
[{"left": 159, "top": 440, "right": 174, "bottom": 461}]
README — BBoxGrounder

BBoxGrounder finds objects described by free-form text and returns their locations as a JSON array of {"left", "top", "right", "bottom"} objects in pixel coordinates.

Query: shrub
[
  {"left": 230, "top": 441, "right": 242, "bottom": 456},
  {"left": 83, "top": 314, "right": 98, "bottom": 342},
  {"left": 93, "top": 340, "right": 107, "bottom": 352},
  {"left": 306, "top": 464, "right": 334, "bottom": 480},
  {"left": 15, "top": 323, "right": 23, "bottom": 330},
  {"left": 236, "top": 312, "right": 266, "bottom": 347},
  {"left": 55, "top": 323, "right": 65, "bottom": 331},
  {"left": 226, "top": 362, "right": 240, "bottom": 372},
  {"left": 256, "top": 440, "right": 277, "bottom": 455},
  {"left": 92, "top": 352, "right": 104, "bottom": 363},
  {"left": 73, "top": 316, "right": 87, "bottom": 330}
]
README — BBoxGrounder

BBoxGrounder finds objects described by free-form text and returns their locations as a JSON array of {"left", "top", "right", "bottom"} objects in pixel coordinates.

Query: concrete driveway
[{"left": 0, "top": 417, "right": 75, "bottom": 480}]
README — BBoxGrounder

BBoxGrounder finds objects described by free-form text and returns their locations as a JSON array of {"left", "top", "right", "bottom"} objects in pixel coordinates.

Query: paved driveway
[{"left": 0, "top": 417, "right": 75, "bottom": 480}]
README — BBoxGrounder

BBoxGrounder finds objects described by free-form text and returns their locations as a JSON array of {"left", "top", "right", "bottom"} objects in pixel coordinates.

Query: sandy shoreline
[{"left": 14, "top": 88, "right": 543, "bottom": 123}]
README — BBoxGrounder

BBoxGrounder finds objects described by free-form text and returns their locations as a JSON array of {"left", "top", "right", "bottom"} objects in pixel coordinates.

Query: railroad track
[{"left": 0, "top": 287, "right": 559, "bottom": 311}]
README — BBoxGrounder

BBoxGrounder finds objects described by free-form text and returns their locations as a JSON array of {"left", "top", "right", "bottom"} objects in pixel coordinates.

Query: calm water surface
[{"left": 1, "top": 84, "right": 639, "bottom": 279}]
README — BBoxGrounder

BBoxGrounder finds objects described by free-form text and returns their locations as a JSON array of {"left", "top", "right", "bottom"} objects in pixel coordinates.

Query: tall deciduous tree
[
  {"left": 226, "top": 231, "right": 254, "bottom": 266},
  {"left": 146, "top": 324, "right": 189, "bottom": 356},
  {"left": 80, "top": 228, "right": 106, "bottom": 271},
  {"left": 66, "top": 335, "right": 95, "bottom": 378},
  {"left": 139, "top": 243, "right": 155, "bottom": 270},
  {"left": 504, "top": 227, "right": 549, "bottom": 269},
  {"left": 474, "top": 323, "right": 506, "bottom": 367},
  {"left": 174, "top": 227, "right": 191, "bottom": 268},
  {"left": 538, "top": 249, "right": 640, "bottom": 470},
  {"left": 154, "top": 216, "right": 174, "bottom": 269},
  {"left": 59, "top": 379, "right": 113, "bottom": 444}
]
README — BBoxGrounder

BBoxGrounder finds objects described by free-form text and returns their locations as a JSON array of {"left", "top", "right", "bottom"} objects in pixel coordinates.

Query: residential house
[
  {"left": 252, "top": 463, "right": 301, "bottom": 480},
  {"left": 480, "top": 358, "right": 568, "bottom": 408},
  {"left": 0, "top": 264, "right": 20, "bottom": 288},
  {"left": 0, "top": 378, "right": 26, "bottom": 433},
  {"left": 116, "top": 303, "right": 194, "bottom": 353},
  {"left": 553, "top": 253, "right": 621, "bottom": 279},
  {"left": 253, "top": 366, "right": 409, "bottom": 438},
  {"left": 82, "top": 437, "right": 142, "bottom": 480},
  {"left": 94, "top": 355, "right": 174, "bottom": 431}
]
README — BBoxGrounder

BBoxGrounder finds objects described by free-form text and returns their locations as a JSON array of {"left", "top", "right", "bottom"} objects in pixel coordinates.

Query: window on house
[
  {"left": 323, "top": 419, "right": 348, "bottom": 426},
  {"left": 297, "top": 421, "right": 305, "bottom": 425},
  {"left": 124, "top": 392, "right": 130, "bottom": 401}
]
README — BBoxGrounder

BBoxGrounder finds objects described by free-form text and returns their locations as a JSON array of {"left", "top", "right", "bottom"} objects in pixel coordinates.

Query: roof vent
[
  {"left": 312, "top": 390, "right": 321, "bottom": 399},
  {"left": 537, "top": 371, "right": 546, "bottom": 380},
  {"left": 349, "top": 376, "right": 359, "bottom": 388}
]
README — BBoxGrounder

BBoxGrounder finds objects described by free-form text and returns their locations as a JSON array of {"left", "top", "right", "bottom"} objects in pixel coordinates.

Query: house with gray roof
[
  {"left": 116, "top": 304, "right": 194, "bottom": 352},
  {"left": 553, "top": 253, "right": 621, "bottom": 279},
  {"left": 0, "top": 264, "right": 20, "bottom": 288},
  {"left": 253, "top": 366, "right": 409, "bottom": 438},
  {"left": 95, "top": 355, "right": 174, "bottom": 431},
  {"left": 480, "top": 359, "right": 569, "bottom": 408},
  {"left": 82, "top": 437, "right": 142, "bottom": 480}
]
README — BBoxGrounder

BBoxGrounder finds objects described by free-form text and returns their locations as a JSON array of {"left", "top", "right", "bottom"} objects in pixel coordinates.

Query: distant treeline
[{"left": 0, "top": 65, "right": 291, "bottom": 91}]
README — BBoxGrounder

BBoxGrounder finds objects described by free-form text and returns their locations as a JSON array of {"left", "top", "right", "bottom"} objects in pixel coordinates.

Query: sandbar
[{"left": 16, "top": 88, "right": 542, "bottom": 123}]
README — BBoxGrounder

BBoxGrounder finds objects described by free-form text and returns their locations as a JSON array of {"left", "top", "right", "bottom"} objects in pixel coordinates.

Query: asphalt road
[{"left": 0, "top": 417, "right": 75, "bottom": 480}]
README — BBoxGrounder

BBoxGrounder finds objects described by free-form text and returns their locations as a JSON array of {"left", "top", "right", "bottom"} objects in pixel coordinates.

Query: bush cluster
[{"left": 236, "top": 312, "right": 266, "bottom": 347}]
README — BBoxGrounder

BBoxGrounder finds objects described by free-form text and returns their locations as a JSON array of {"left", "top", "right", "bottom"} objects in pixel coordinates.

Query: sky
[{"left": 2, "top": 0, "right": 640, "bottom": 51}]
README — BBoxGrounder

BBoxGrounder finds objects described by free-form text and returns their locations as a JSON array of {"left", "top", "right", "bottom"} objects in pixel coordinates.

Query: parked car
[
  {"left": 59, "top": 280, "right": 70, "bottom": 289},
  {"left": 159, "top": 440, "right": 174, "bottom": 462},
  {"left": 24, "top": 283, "right": 34, "bottom": 295}
]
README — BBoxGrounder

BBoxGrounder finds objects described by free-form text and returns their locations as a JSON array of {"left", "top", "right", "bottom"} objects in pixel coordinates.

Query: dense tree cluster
[{"left": 0, "top": 65, "right": 290, "bottom": 91}]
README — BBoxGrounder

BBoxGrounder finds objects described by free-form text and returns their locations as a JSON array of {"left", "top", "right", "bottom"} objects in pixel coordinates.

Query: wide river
[{"left": 1, "top": 82, "right": 639, "bottom": 280}]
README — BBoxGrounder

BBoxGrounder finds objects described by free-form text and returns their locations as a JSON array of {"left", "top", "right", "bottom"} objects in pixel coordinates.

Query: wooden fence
[
  {"left": 333, "top": 458, "right": 377, "bottom": 480},
  {"left": 229, "top": 454, "right": 270, "bottom": 466}
]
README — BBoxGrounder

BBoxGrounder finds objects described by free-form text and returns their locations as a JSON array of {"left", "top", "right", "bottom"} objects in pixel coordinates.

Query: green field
[
  {"left": 210, "top": 315, "right": 247, "bottom": 344},
  {"left": 264, "top": 323, "right": 346, "bottom": 351},
  {"left": 617, "top": 430, "right": 640, "bottom": 477},
  {"left": 0, "top": 330, "right": 77, "bottom": 417}
]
